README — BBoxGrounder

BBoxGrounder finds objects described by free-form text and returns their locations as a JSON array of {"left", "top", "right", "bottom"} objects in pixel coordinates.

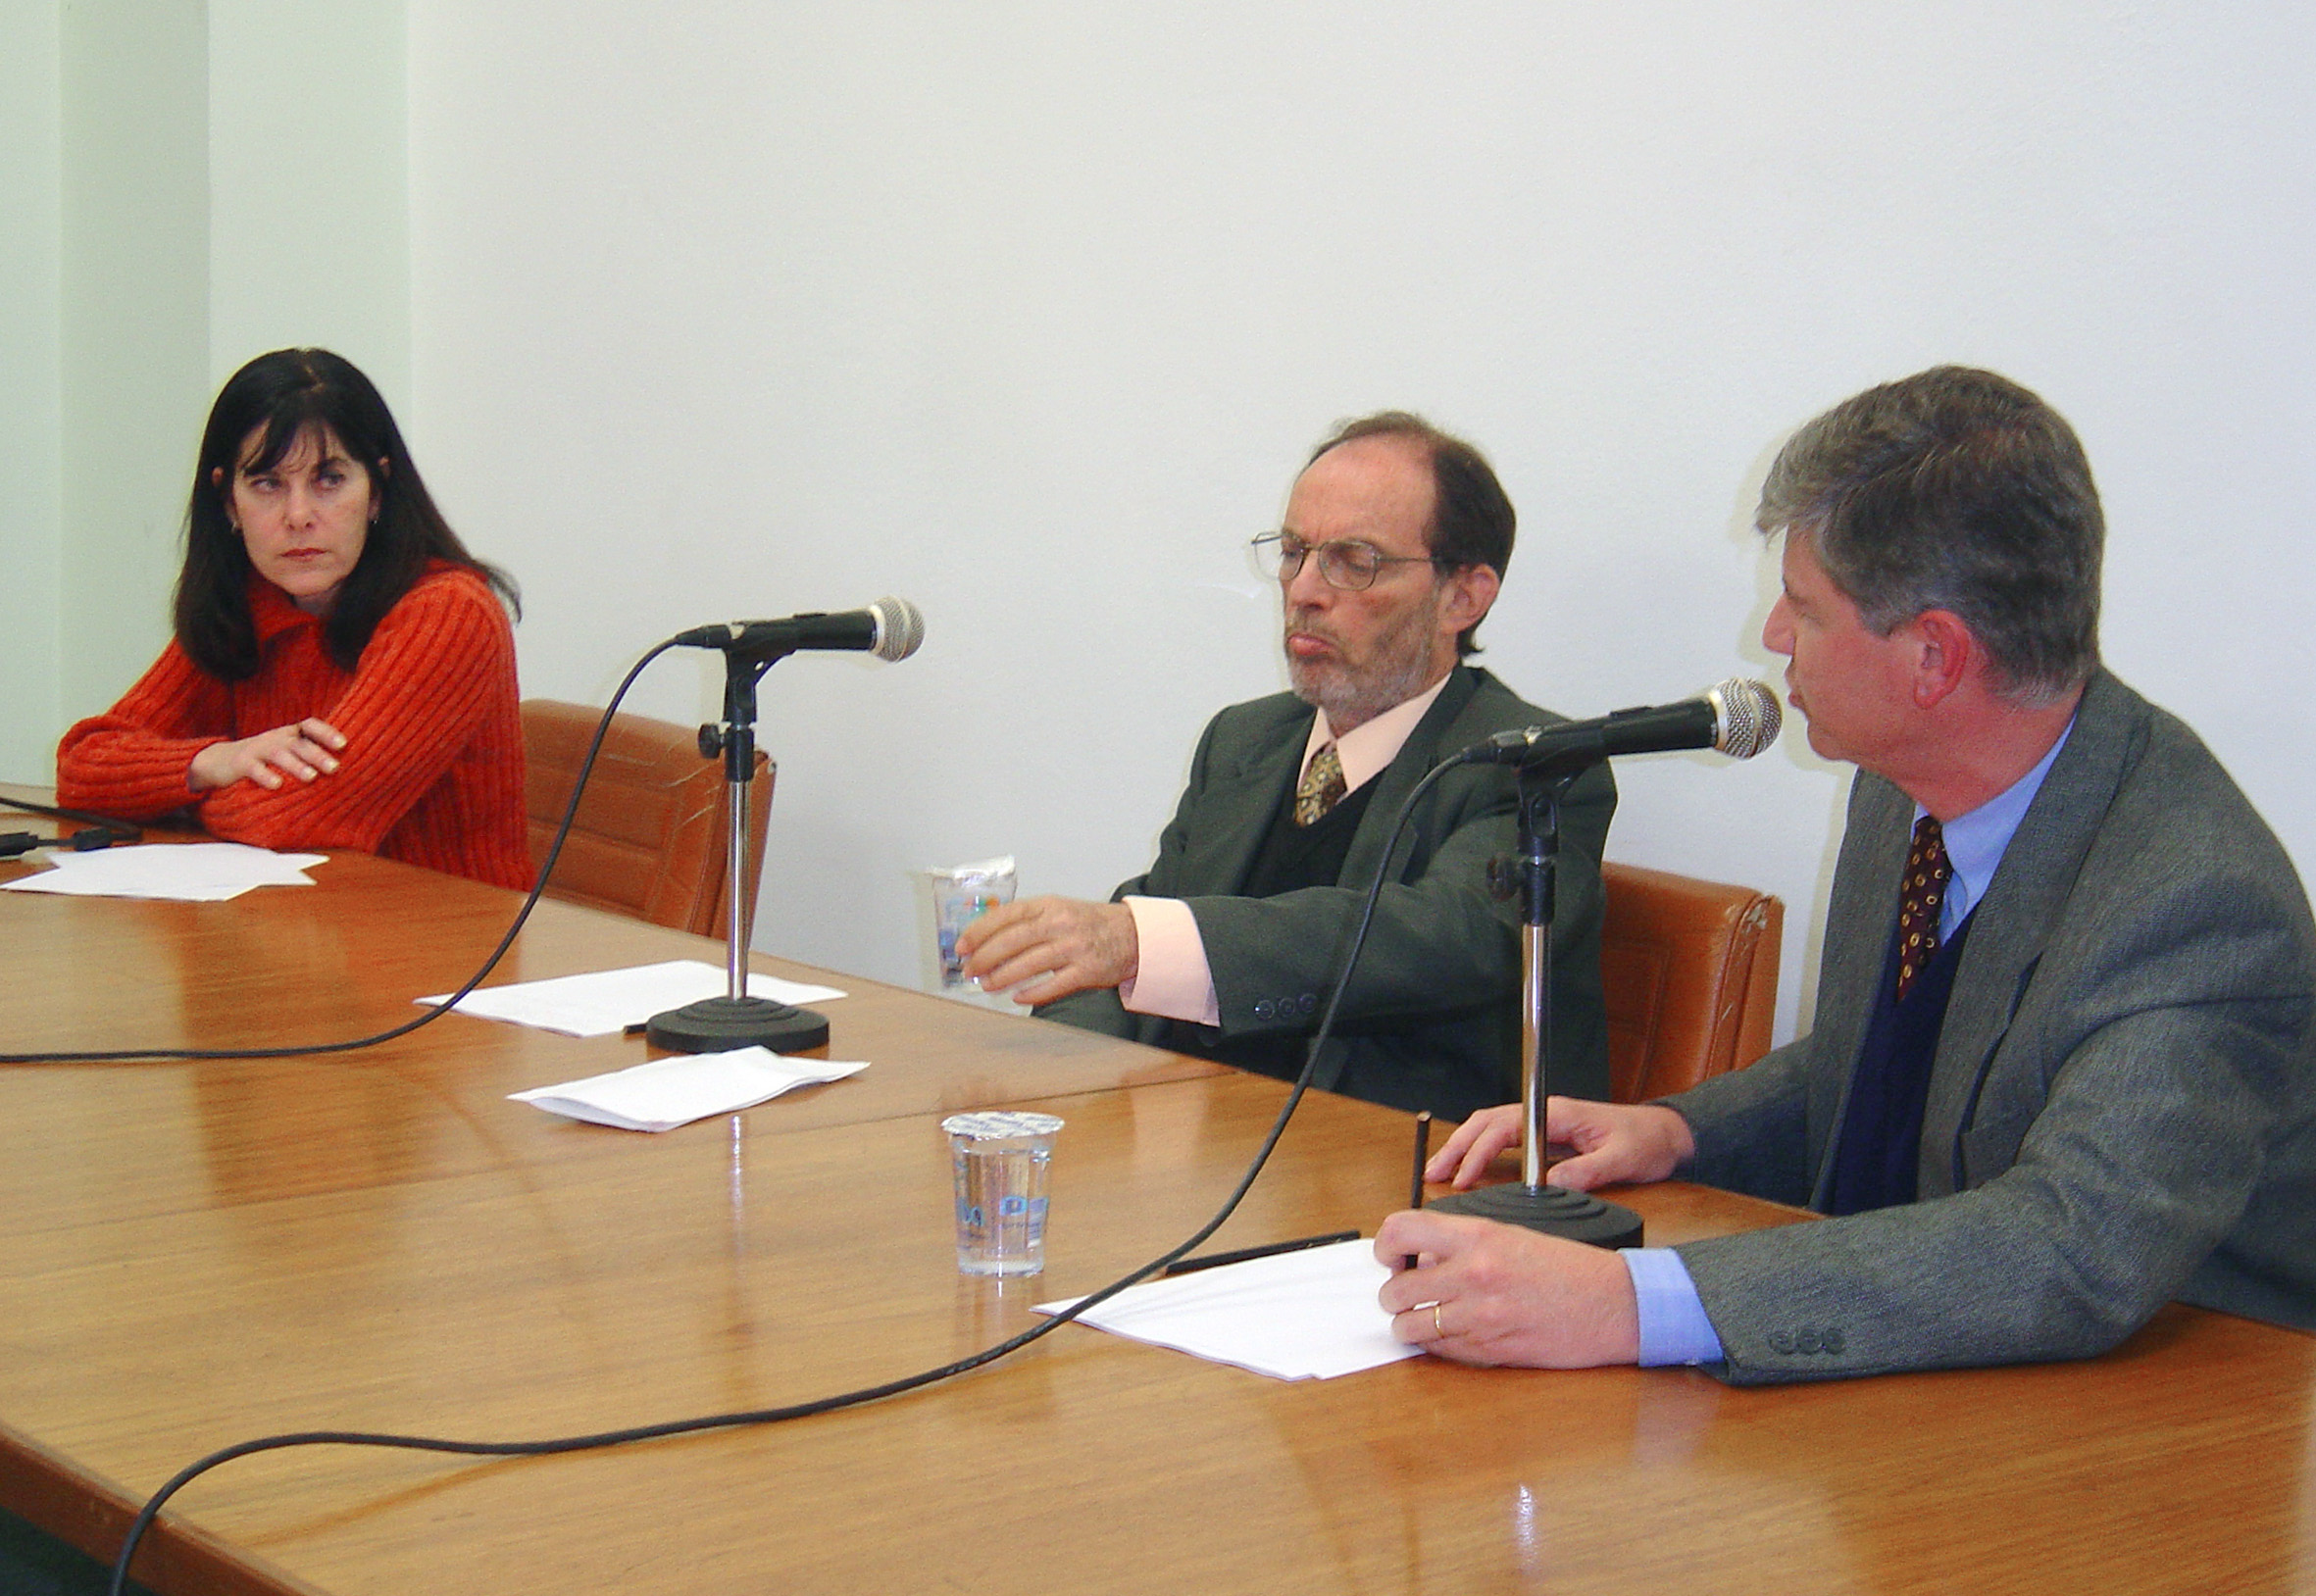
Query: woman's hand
[{"left": 188, "top": 719, "right": 347, "bottom": 792}]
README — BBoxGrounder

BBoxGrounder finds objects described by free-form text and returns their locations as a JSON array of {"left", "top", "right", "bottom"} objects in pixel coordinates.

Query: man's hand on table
[
  {"left": 1376, "top": 1210, "right": 1642, "bottom": 1368},
  {"left": 1427, "top": 1097, "right": 1695, "bottom": 1192},
  {"left": 1371, "top": 1095, "right": 1698, "bottom": 1369}
]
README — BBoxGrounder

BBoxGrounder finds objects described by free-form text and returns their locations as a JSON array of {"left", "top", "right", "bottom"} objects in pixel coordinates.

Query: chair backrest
[
  {"left": 1599, "top": 860, "right": 1783, "bottom": 1103},
  {"left": 520, "top": 700, "right": 773, "bottom": 937}
]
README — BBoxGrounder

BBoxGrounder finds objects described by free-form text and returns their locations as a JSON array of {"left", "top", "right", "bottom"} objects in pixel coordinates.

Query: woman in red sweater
[{"left": 57, "top": 348, "right": 532, "bottom": 891}]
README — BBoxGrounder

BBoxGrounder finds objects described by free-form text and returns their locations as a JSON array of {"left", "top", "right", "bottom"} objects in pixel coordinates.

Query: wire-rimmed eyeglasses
[{"left": 1248, "top": 531, "right": 1446, "bottom": 592}]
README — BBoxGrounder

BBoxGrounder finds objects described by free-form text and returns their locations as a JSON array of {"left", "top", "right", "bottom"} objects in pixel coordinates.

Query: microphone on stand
[
  {"left": 673, "top": 597, "right": 926, "bottom": 663},
  {"left": 1459, "top": 678, "right": 1782, "bottom": 770},
  {"left": 1427, "top": 678, "right": 1782, "bottom": 1249},
  {"left": 646, "top": 597, "right": 926, "bottom": 1057}
]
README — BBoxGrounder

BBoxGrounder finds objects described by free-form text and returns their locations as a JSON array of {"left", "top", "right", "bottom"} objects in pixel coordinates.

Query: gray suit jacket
[
  {"left": 1038, "top": 666, "right": 1616, "bottom": 1119},
  {"left": 1667, "top": 671, "right": 2316, "bottom": 1382}
]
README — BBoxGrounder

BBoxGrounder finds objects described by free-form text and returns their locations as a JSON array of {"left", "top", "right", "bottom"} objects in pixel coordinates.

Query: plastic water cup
[
  {"left": 918, "top": 860, "right": 1017, "bottom": 992},
  {"left": 942, "top": 1111, "right": 1062, "bottom": 1276}
]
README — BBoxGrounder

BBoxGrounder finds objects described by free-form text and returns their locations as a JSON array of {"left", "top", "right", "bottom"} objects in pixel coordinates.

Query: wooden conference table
[{"left": 2, "top": 823, "right": 2314, "bottom": 1594}]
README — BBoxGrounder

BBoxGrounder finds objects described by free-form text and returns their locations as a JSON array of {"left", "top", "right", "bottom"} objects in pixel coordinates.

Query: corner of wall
[{"left": 0, "top": 3, "right": 64, "bottom": 781}]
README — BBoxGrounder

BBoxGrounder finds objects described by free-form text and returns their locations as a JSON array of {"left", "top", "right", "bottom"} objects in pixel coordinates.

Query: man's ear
[
  {"left": 1440, "top": 564, "right": 1500, "bottom": 635},
  {"left": 1907, "top": 609, "right": 1976, "bottom": 708}
]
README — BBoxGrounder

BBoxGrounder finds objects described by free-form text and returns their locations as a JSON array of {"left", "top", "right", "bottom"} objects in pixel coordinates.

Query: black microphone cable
[
  {"left": 0, "top": 639, "right": 680, "bottom": 1065},
  {"left": 0, "top": 794, "right": 141, "bottom": 857},
  {"left": 104, "top": 753, "right": 1483, "bottom": 1596}
]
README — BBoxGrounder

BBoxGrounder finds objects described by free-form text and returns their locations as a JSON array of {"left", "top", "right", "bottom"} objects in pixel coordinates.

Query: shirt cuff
[
  {"left": 1116, "top": 896, "right": 1221, "bottom": 1026},
  {"left": 1622, "top": 1248, "right": 1726, "bottom": 1367}
]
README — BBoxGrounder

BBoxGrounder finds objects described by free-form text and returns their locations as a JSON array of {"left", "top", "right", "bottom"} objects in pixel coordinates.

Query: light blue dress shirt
[{"left": 1623, "top": 721, "right": 2074, "bottom": 1366}]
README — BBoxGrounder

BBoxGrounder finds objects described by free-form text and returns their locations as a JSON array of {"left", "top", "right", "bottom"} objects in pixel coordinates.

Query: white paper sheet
[
  {"left": 509, "top": 1049, "right": 869, "bottom": 1131},
  {"left": 1035, "top": 1238, "right": 1423, "bottom": 1380},
  {"left": 419, "top": 959, "right": 846, "bottom": 1037},
  {"left": 0, "top": 842, "right": 327, "bottom": 901}
]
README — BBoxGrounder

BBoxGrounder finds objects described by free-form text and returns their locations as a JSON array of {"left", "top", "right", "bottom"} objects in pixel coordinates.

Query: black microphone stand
[
  {"left": 1429, "top": 764, "right": 1643, "bottom": 1247},
  {"left": 645, "top": 643, "right": 830, "bottom": 1055}
]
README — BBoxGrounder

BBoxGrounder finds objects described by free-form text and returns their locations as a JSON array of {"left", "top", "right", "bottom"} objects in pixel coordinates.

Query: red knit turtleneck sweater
[{"left": 56, "top": 563, "right": 531, "bottom": 891}]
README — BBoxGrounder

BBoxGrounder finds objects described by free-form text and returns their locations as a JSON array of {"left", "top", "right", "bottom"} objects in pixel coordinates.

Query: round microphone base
[
  {"left": 645, "top": 996, "right": 830, "bottom": 1056},
  {"left": 1426, "top": 1181, "right": 1644, "bottom": 1249}
]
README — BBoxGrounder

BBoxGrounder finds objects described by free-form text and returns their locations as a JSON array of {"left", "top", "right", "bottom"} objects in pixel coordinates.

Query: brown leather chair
[
  {"left": 1599, "top": 861, "right": 1783, "bottom": 1103},
  {"left": 520, "top": 700, "right": 773, "bottom": 937}
]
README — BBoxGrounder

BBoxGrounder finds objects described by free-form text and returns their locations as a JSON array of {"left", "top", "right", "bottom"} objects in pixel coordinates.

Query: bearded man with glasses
[{"left": 960, "top": 412, "right": 1615, "bottom": 1117}]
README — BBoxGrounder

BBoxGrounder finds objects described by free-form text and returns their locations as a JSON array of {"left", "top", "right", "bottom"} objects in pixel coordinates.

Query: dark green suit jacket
[{"left": 1039, "top": 666, "right": 1616, "bottom": 1119}]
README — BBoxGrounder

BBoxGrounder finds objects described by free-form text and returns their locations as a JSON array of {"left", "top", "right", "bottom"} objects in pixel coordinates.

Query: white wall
[
  {"left": 402, "top": 1, "right": 2316, "bottom": 1039},
  {"left": 55, "top": 0, "right": 208, "bottom": 725},
  {"left": 0, "top": 2, "right": 64, "bottom": 779},
  {"left": 1, "top": 1, "right": 408, "bottom": 769},
  {"left": 15, "top": 4, "right": 2312, "bottom": 1047},
  {"left": 207, "top": 1, "right": 411, "bottom": 401}
]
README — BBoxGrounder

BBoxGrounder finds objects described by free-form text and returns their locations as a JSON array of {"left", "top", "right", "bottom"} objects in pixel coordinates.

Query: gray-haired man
[{"left": 1381, "top": 366, "right": 2316, "bottom": 1380}]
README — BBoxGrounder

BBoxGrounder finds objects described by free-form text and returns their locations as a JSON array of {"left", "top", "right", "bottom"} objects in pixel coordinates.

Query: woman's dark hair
[{"left": 176, "top": 348, "right": 518, "bottom": 678}]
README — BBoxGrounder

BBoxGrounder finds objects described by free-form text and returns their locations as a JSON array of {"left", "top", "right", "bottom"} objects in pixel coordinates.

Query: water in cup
[{"left": 942, "top": 1111, "right": 1062, "bottom": 1275}]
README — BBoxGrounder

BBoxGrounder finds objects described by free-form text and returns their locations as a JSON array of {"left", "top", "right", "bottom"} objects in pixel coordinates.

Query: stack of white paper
[
  {"left": 420, "top": 959, "right": 845, "bottom": 1037},
  {"left": 1, "top": 842, "right": 327, "bottom": 902},
  {"left": 1036, "top": 1238, "right": 1423, "bottom": 1380},
  {"left": 509, "top": 1048, "right": 869, "bottom": 1131}
]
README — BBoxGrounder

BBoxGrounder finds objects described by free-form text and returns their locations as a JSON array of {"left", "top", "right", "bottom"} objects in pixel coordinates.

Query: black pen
[
  {"left": 1163, "top": 1230, "right": 1360, "bottom": 1276},
  {"left": 1403, "top": 1111, "right": 1431, "bottom": 1272}
]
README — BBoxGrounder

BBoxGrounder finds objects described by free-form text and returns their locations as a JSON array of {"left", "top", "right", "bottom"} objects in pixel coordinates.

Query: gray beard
[
  {"left": 1287, "top": 644, "right": 1442, "bottom": 734},
  {"left": 1282, "top": 578, "right": 1451, "bottom": 732}
]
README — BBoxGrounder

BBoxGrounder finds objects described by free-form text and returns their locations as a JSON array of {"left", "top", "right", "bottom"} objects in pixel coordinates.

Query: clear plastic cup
[
  {"left": 915, "top": 858, "right": 1017, "bottom": 1006},
  {"left": 941, "top": 1111, "right": 1062, "bottom": 1275}
]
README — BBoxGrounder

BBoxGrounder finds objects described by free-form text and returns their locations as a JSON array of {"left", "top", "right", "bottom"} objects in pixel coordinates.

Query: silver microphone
[
  {"left": 1703, "top": 677, "right": 1782, "bottom": 759},
  {"left": 673, "top": 597, "right": 926, "bottom": 662},
  {"left": 1461, "top": 677, "right": 1783, "bottom": 769},
  {"left": 862, "top": 596, "right": 926, "bottom": 663}
]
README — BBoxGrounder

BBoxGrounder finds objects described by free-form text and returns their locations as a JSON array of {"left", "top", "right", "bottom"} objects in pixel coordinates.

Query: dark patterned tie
[
  {"left": 1895, "top": 815, "right": 1952, "bottom": 1002},
  {"left": 1293, "top": 743, "right": 1347, "bottom": 827}
]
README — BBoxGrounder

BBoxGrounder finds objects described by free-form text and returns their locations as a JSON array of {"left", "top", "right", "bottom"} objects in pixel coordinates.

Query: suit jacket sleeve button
[
  {"left": 1253, "top": 1000, "right": 1275, "bottom": 1021},
  {"left": 1297, "top": 994, "right": 1316, "bottom": 1016}
]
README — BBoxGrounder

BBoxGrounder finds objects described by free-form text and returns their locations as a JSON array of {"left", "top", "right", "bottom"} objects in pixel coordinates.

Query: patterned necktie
[
  {"left": 1293, "top": 743, "right": 1347, "bottom": 827},
  {"left": 1895, "top": 814, "right": 1953, "bottom": 1002}
]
